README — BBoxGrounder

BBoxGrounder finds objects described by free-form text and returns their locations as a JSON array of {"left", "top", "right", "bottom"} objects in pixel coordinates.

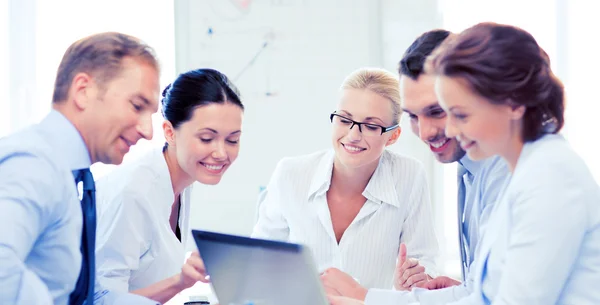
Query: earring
[{"left": 541, "top": 114, "right": 558, "bottom": 133}]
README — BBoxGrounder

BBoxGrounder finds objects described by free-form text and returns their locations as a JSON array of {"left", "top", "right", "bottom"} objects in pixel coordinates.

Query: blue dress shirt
[
  {"left": 457, "top": 156, "right": 508, "bottom": 285},
  {"left": 0, "top": 110, "right": 90, "bottom": 305},
  {"left": 0, "top": 110, "right": 161, "bottom": 305}
]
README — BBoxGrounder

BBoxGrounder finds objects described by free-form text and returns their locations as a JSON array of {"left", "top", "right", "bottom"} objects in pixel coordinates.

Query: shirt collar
[
  {"left": 308, "top": 150, "right": 335, "bottom": 198},
  {"left": 308, "top": 150, "right": 400, "bottom": 207},
  {"left": 458, "top": 155, "right": 483, "bottom": 177},
  {"left": 151, "top": 147, "right": 177, "bottom": 209},
  {"left": 38, "top": 110, "right": 91, "bottom": 170}
]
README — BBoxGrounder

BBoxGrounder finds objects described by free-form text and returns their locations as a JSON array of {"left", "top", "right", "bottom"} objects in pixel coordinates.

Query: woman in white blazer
[
  {"left": 428, "top": 22, "right": 600, "bottom": 305},
  {"left": 252, "top": 68, "right": 440, "bottom": 290},
  {"left": 94, "top": 68, "right": 244, "bottom": 304}
]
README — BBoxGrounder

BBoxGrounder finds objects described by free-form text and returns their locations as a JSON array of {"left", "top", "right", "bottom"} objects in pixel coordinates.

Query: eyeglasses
[{"left": 330, "top": 112, "right": 399, "bottom": 137}]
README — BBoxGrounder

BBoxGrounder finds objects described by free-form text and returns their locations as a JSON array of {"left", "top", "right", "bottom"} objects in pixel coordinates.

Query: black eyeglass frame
[{"left": 329, "top": 112, "right": 399, "bottom": 135}]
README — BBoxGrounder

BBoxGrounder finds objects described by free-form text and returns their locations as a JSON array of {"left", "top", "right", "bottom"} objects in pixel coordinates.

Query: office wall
[{"left": 174, "top": 0, "right": 444, "bottom": 251}]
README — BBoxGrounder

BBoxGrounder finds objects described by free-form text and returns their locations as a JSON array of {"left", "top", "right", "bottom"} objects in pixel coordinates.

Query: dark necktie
[
  {"left": 69, "top": 168, "right": 96, "bottom": 305},
  {"left": 457, "top": 164, "right": 468, "bottom": 282}
]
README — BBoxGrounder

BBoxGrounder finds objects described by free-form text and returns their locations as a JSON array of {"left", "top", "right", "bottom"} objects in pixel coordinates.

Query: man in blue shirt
[
  {"left": 0, "top": 32, "right": 161, "bottom": 305},
  {"left": 321, "top": 30, "right": 509, "bottom": 305}
]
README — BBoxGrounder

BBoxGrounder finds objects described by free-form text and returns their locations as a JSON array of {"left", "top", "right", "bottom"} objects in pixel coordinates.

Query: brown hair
[
  {"left": 52, "top": 32, "right": 159, "bottom": 103},
  {"left": 430, "top": 22, "right": 564, "bottom": 142}
]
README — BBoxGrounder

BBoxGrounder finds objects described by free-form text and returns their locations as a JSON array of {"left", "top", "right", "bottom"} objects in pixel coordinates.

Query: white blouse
[
  {"left": 94, "top": 147, "right": 193, "bottom": 292},
  {"left": 252, "top": 149, "right": 439, "bottom": 288}
]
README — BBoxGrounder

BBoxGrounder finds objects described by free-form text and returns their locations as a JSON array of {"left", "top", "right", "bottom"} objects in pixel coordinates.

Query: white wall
[
  {"left": 561, "top": 0, "right": 600, "bottom": 183},
  {"left": 0, "top": 0, "right": 12, "bottom": 137},
  {"left": 175, "top": 0, "right": 446, "bottom": 254}
]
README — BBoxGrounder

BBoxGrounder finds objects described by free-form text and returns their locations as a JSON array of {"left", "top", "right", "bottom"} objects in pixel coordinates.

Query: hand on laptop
[
  {"left": 394, "top": 243, "right": 429, "bottom": 290},
  {"left": 320, "top": 268, "right": 368, "bottom": 301},
  {"left": 177, "top": 251, "right": 210, "bottom": 290},
  {"left": 327, "top": 295, "right": 365, "bottom": 305}
]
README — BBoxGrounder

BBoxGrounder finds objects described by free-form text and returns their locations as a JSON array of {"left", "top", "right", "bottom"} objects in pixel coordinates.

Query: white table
[{"left": 164, "top": 282, "right": 218, "bottom": 305}]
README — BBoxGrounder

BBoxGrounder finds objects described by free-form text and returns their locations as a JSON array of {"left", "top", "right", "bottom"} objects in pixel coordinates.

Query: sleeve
[
  {"left": 92, "top": 289, "right": 160, "bottom": 305},
  {"left": 366, "top": 285, "right": 474, "bottom": 305},
  {"left": 483, "top": 165, "right": 589, "bottom": 305},
  {"left": 445, "top": 290, "right": 486, "bottom": 305},
  {"left": 399, "top": 165, "right": 440, "bottom": 278},
  {"left": 0, "top": 154, "right": 56, "bottom": 305},
  {"left": 413, "top": 284, "right": 471, "bottom": 305},
  {"left": 95, "top": 187, "right": 154, "bottom": 293},
  {"left": 365, "top": 288, "right": 411, "bottom": 305},
  {"left": 251, "top": 159, "right": 290, "bottom": 241}
]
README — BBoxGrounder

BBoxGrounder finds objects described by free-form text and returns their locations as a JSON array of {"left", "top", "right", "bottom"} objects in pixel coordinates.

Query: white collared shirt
[
  {"left": 251, "top": 149, "right": 439, "bottom": 289},
  {"left": 94, "top": 147, "right": 193, "bottom": 293}
]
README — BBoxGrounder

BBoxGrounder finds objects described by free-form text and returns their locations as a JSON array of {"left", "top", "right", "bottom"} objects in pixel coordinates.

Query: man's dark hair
[{"left": 399, "top": 29, "right": 451, "bottom": 80}]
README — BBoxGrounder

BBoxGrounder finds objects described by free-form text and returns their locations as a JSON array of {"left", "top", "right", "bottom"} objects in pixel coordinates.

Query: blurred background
[{"left": 1, "top": 0, "right": 597, "bottom": 279}]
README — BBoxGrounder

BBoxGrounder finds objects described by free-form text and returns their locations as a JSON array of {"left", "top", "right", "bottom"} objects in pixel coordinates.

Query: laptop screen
[{"left": 192, "top": 230, "right": 328, "bottom": 305}]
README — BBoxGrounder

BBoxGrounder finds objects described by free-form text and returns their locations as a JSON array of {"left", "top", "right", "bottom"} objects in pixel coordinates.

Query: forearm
[{"left": 131, "top": 274, "right": 184, "bottom": 304}]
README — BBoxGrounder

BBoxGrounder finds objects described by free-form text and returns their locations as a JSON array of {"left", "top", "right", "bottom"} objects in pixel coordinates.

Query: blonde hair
[
  {"left": 52, "top": 32, "right": 159, "bottom": 103},
  {"left": 340, "top": 67, "right": 402, "bottom": 124}
]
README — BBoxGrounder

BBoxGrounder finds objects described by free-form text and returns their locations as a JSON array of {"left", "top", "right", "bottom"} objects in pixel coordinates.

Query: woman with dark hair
[
  {"left": 93, "top": 68, "right": 244, "bottom": 303},
  {"left": 428, "top": 22, "right": 600, "bottom": 304}
]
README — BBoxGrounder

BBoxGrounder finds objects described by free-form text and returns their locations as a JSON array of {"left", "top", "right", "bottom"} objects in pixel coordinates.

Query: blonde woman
[{"left": 252, "top": 68, "right": 439, "bottom": 290}]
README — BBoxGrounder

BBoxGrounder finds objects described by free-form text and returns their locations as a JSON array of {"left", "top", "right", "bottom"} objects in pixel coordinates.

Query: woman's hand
[{"left": 176, "top": 251, "right": 210, "bottom": 290}]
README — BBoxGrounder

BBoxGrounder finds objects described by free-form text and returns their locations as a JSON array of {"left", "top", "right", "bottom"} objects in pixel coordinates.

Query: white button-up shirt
[
  {"left": 94, "top": 147, "right": 193, "bottom": 293},
  {"left": 252, "top": 149, "right": 439, "bottom": 289}
]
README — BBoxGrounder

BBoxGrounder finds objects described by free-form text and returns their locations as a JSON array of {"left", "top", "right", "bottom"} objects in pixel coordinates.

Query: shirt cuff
[{"left": 365, "top": 288, "right": 413, "bottom": 305}]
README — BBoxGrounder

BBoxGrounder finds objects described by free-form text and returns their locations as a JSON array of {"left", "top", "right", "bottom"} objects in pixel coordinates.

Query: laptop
[{"left": 192, "top": 230, "right": 329, "bottom": 305}]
